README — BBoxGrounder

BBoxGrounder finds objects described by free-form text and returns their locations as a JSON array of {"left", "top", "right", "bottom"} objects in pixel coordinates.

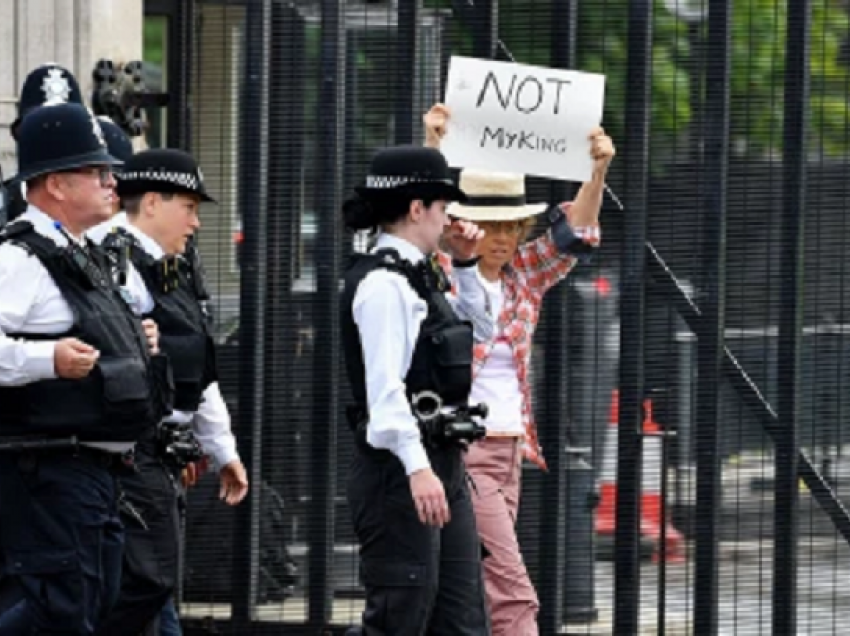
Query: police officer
[
  {"left": 0, "top": 103, "right": 167, "bottom": 634},
  {"left": 88, "top": 149, "right": 249, "bottom": 635},
  {"left": 2, "top": 63, "right": 85, "bottom": 225},
  {"left": 341, "top": 146, "right": 492, "bottom": 635},
  {"left": 97, "top": 116, "right": 135, "bottom": 165}
]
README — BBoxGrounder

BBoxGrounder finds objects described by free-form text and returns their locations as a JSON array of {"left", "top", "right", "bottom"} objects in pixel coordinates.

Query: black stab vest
[
  {"left": 0, "top": 222, "right": 167, "bottom": 441},
  {"left": 102, "top": 228, "right": 217, "bottom": 413},
  {"left": 341, "top": 248, "right": 474, "bottom": 425}
]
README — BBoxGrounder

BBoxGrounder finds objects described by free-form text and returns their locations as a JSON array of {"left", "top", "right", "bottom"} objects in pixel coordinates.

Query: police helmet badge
[{"left": 41, "top": 68, "right": 72, "bottom": 104}]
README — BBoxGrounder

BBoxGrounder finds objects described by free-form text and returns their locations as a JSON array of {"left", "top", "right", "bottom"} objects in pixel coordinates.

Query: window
[{"left": 143, "top": 15, "right": 169, "bottom": 149}]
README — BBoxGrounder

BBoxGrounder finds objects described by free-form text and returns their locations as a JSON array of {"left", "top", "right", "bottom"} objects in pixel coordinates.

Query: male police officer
[
  {"left": 0, "top": 103, "right": 167, "bottom": 634},
  {"left": 89, "top": 148, "right": 248, "bottom": 635},
  {"left": 2, "top": 63, "right": 85, "bottom": 225}
]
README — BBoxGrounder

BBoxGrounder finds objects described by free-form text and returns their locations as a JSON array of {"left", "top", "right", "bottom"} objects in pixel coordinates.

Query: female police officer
[{"left": 341, "top": 145, "right": 491, "bottom": 635}]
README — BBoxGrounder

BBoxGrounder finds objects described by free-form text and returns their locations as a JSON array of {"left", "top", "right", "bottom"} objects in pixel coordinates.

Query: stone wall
[{"left": 0, "top": 0, "right": 143, "bottom": 178}]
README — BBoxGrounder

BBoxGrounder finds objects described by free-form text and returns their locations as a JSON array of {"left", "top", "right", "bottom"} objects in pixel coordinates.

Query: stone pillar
[{"left": 0, "top": 0, "right": 143, "bottom": 178}]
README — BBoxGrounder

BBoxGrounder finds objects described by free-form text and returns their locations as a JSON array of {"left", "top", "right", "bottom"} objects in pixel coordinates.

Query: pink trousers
[{"left": 465, "top": 436, "right": 539, "bottom": 636}]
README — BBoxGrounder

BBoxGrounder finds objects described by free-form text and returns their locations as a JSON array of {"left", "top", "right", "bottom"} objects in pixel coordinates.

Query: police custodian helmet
[
  {"left": 11, "top": 63, "right": 84, "bottom": 137},
  {"left": 116, "top": 149, "right": 216, "bottom": 203},
  {"left": 15, "top": 103, "right": 121, "bottom": 182},
  {"left": 97, "top": 116, "right": 135, "bottom": 167},
  {"left": 355, "top": 145, "right": 467, "bottom": 203}
]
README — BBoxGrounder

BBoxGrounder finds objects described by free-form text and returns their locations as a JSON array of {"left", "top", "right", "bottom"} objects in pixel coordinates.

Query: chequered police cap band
[
  {"left": 121, "top": 169, "right": 201, "bottom": 190},
  {"left": 365, "top": 175, "right": 453, "bottom": 189}
]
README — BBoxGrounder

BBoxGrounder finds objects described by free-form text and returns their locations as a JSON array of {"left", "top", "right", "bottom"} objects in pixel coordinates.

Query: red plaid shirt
[{"left": 441, "top": 206, "right": 600, "bottom": 471}]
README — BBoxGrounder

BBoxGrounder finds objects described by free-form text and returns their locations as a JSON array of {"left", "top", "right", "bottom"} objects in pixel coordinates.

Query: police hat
[
  {"left": 15, "top": 103, "right": 121, "bottom": 182},
  {"left": 97, "top": 116, "right": 134, "bottom": 167},
  {"left": 354, "top": 145, "right": 467, "bottom": 203},
  {"left": 116, "top": 149, "right": 215, "bottom": 203},
  {"left": 11, "top": 64, "right": 84, "bottom": 136}
]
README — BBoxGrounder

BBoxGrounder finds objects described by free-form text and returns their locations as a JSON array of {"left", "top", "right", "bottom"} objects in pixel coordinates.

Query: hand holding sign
[
  {"left": 441, "top": 56, "right": 606, "bottom": 183},
  {"left": 423, "top": 103, "right": 451, "bottom": 148},
  {"left": 589, "top": 127, "right": 616, "bottom": 176}
]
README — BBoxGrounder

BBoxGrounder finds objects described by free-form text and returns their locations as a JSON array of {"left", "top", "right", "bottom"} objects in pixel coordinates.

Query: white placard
[{"left": 441, "top": 56, "right": 606, "bottom": 183}]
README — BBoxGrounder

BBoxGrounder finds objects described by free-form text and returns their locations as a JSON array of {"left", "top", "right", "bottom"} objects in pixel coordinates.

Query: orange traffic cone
[
  {"left": 594, "top": 390, "right": 619, "bottom": 538},
  {"left": 640, "top": 399, "right": 685, "bottom": 563},
  {"left": 595, "top": 391, "right": 686, "bottom": 563}
]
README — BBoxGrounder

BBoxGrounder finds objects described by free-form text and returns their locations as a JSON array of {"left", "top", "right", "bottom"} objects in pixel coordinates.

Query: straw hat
[{"left": 447, "top": 169, "right": 547, "bottom": 222}]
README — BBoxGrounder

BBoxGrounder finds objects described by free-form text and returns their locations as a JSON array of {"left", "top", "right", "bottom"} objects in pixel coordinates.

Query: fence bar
[
  {"left": 308, "top": 0, "right": 346, "bottom": 627},
  {"left": 692, "top": 0, "right": 731, "bottom": 633},
  {"left": 468, "top": 0, "right": 497, "bottom": 59},
  {"left": 231, "top": 0, "right": 272, "bottom": 628},
  {"left": 395, "top": 0, "right": 420, "bottom": 144},
  {"left": 614, "top": 1, "right": 652, "bottom": 633},
  {"left": 535, "top": 1, "right": 580, "bottom": 632},
  {"left": 774, "top": 1, "right": 811, "bottom": 632},
  {"left": 646, "top": 245, "right": 850, "bottom": 543}
]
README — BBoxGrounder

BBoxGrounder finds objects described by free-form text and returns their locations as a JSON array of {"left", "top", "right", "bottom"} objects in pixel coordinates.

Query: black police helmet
[
  {"left": 354, "top": 145, "right": 467, "bottom": 204},
  {"left": 11, "top": 64, "right": 84, "bottom": 138},
  {"left": 15, "top": 103, "right": 122, "bottom": 182},
  {"left": 116, "top": 149, "right": 216, "bottom": 203},
  {"left": 97, "top": 116, "right": 135, "bottom": 167}
]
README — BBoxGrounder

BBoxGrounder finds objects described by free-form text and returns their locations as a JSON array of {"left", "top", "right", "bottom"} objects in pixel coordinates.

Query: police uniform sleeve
[
  {"left": 192, "top": 381, "right": 239, "bottom": 470},
  {"left": 0, "top": 243, "right": 58, "bottom": 385},
  {"left": 352, "top": 269, "right": 430, "bottom": 476}
]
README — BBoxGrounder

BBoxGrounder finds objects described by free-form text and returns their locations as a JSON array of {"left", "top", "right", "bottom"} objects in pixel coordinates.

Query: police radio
[{"left": 411, "top": 391, "right": 488, "bottom": 446}]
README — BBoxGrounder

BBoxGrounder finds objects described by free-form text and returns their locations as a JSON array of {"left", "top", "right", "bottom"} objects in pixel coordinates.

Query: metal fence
[{"left": 160, "top": 0, "right": 850, "bottom": 633}]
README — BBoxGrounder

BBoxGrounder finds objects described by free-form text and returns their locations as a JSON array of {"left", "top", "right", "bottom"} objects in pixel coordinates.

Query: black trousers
[
  {"left": 0, "top": 452, "right": 124, "bottom": 635},
  {"left": 347, "top": 444, "right": 491, "bottom": 636},
  {"left": 95, "top": 441, "right": 180, "bottom": 636}
]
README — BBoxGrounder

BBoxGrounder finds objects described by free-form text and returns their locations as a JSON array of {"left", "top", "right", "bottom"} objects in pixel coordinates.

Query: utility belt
[
  {"left": 152, "top": 420, "right": 205, "bottom": 469},
  {"left": 0, "top": 435, "right": 136, "bottom": 475},
  {"left": 347, "top": 392, "right": 488, "bottom": 453}
]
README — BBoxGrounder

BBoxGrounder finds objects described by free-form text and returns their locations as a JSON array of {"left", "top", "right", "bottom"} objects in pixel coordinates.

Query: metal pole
[
  {"left": 692, "top": 0, "right": 731, "bottom": 634},
  {"left": 308, "top": 0, "right": 345, "bottom": 627},
  {"left": 688, "top": 21, "right": 703, "bottom": 162},
  {"left": 231, "top": 0, "right": 272, "bottom": 628},
  {"left": 647, "top": 244, "right": 850, "bottom": 544},
  {"left": 542, "top": 0, "right": 598, "bottom": 628},
  {"left": 614, "top": 1, "right": 652, "bottom": 633},
  {"left": 469, "top": 0, "right": 497, "bottom": 59},
  {"left": 395, "top": 0, "right": 420, "bottom": 145},
  {"left": 774, "top": 0, "right": 810, "bottom": 632}
]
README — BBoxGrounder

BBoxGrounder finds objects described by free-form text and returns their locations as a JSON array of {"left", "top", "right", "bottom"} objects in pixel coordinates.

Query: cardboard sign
[{"left": 441, "top": 56, "right": 606, "bottom": 183}]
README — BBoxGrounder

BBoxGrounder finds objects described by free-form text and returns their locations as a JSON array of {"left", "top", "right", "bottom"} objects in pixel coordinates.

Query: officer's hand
[
  {"left": 54, "top": 338, "right": 100, "bottom": 379},
  {"left": 442, "top": 220, "right": 485, "bottom": 262},
  {"left": 220, "top": 460, "right": 249, "bottom": 505},
  {"left": 141, "top": 319, "right": 159, "bottom": 355},
  {"left": 409, "top": 468, "right": 450, "bottom": 527}
]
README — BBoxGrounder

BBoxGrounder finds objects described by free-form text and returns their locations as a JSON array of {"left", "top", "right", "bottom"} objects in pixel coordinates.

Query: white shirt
[
  {"left": 352, "top": 234, "right": 493, "bottom": 475},
  {"left": 0, "top": 206, "right": 131, "bottom": 452},
  {"left": 468, "top": 272, "right": 524, "bottom": 434},
  {"left": 88, "top": 213, "right": 240, "bottom": 469}
]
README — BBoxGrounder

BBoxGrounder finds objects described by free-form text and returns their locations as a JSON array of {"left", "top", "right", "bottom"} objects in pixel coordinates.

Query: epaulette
[{"left": 0, "top": 220, "right": 35, "bottom": 242}]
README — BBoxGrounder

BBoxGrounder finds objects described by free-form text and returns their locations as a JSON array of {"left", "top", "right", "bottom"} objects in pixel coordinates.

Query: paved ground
[
  {"left": 182, "top": 538, "right": 850, "bottom": 635},
  {"left": 182, "top": 454, "right": 850, "bottom": 633}
]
